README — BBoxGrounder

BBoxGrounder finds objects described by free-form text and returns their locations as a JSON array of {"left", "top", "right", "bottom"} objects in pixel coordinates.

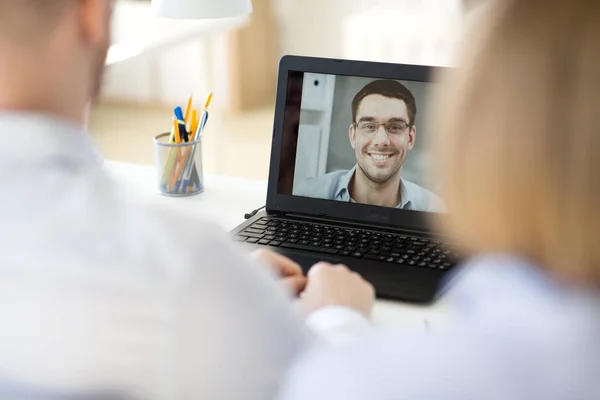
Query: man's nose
[{"left": 372, "top": 125, "right": 391, "bottom": 147}]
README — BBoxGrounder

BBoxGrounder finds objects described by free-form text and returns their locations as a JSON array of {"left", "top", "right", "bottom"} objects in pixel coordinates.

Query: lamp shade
[{"left": 152, "top": 0, "right": 253, "bottom": 19}]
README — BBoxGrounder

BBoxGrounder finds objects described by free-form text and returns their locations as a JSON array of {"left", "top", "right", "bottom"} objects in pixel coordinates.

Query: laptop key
[
  {"left": 341, "top": 250, "right": 351, "bottom": 256},
  {"left": 240, "top": 232, "right": 264, "bottom": 239},
  {"left": 246, "top": 238, "right": 259, "bottom": 244},
  {"left": 280, "top": 243, "right": 339, "bottom": 255},
  {"left": 352, "top": 252, "right": 364, "bottom": 258},
  {"left": 269, "top": 241, "right": 282, "bottom": 247},
  {"left": 364, "top": 254, "right": 386, "bottom": 262},
  {"left": 258, "top": 239, "right": 271, "bottom": 245},
  {"left": 386, "top": 257, "right": 395, "bottom": 263},
  {"left": 264, "top": 235, "right": 276, "bottom": 241}
]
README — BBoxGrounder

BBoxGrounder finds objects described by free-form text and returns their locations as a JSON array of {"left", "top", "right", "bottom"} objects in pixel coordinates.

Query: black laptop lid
[{"left": 267, "top": 56, "right": 449, "bottom": 232}]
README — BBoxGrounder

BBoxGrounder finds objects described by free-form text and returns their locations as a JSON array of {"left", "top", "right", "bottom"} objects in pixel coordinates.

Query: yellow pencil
[
  {"left": 173, "top": 117, "right": 181, "bottom": 143},
  {"left": 184, "top": 93, "right": 193, "bottom": 130},
  {"left": 160, "top": 118, "right": 182, "bottom": 188},
  {"left": 204, "top": 92, "right": 213, "bottom": 110},
  {"left": 190, "top": 109, "right": 198, "bottom": 138}
]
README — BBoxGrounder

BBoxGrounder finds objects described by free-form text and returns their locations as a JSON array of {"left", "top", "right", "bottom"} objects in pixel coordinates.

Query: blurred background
[{"left": 91, "top": 0, "right": 481, "bottom": 180}]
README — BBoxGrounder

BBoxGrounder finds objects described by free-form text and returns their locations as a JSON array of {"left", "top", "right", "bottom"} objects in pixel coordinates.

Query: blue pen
[{"left": 174, "top": 106, "right": 189, "bottom": 142}]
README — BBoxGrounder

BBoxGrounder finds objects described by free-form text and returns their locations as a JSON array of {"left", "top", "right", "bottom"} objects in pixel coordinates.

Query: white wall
[
  {"left": 273, "top": 0, "right": 463, "bottom": 66},
  {"left": 103, "top": 41, "right": 210, "bottom": 105},
  {"left": 102, "top": 0, "right": 466, "bottom": 107},
  {"left": 101, "top": 1, "right": 243, "bottom": 108}
]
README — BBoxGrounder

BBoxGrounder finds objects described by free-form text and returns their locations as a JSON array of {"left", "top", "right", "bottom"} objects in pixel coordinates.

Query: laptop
[{"left": 231, "top": 55, "right": 458, "bottom": 303}]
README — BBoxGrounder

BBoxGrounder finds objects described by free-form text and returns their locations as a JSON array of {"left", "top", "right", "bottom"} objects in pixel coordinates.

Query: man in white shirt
[{"left": 0, "top": 1, "right": 374, "bottom": 399}]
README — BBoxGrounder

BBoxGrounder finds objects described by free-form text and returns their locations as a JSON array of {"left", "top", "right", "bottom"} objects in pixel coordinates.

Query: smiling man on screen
[{"left": 295, "top": 80, "right": 445, "bottom": 212}]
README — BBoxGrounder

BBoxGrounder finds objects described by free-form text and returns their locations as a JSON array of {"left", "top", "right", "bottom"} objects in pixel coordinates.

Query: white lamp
[{"left": 152, "top": 0, "right": 253, "bottom": 19}]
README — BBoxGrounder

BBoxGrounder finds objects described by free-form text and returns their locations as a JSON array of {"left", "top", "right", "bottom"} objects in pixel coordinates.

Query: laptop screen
[{"left": 277, "top": 71, "right": 446, "bottom": 213}]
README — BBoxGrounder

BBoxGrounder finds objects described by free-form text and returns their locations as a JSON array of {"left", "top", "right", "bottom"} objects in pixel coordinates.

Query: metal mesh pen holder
[{"left": 154, "top": 132, "right": 204, "bottom": 197}]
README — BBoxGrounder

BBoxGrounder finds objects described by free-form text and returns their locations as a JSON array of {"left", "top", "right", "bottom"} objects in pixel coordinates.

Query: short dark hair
[{"left": 351, "top": 80, "right": 417, "bottom": 125}]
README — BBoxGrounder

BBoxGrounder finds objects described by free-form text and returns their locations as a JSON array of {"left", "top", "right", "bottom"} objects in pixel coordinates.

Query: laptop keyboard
[{"left": 235, "top": 217, "right": 456, "bottom": 271}]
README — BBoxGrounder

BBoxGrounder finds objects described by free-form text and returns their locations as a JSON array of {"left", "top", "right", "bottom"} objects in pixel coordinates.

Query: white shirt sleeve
[
  {"left": 165, "top": 227, "right": 314, "bottom": 400},
  {"left": 305, "top": 306, "right": 373, "bottom": 346}
]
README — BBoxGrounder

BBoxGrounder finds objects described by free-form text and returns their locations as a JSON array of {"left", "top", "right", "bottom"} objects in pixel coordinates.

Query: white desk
[{"left": 103, "top": 160, "right": 453, "bottom": 332}]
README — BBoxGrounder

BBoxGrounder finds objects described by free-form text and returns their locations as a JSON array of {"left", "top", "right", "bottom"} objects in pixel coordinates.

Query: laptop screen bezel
[{"left": 266, "top": 55, "right": 450, "bottom": 232}]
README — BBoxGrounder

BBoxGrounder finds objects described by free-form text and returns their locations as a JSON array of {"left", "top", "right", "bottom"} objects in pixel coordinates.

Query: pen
[
  {"left": 179, "top": 93, "right": 213, "bottom": 191},
  {"left": 177, "top": 111, "right": 206, "bottom": 191},
  {"left": 193, "top": 92, "right": 213, "bottom": 141},
  {"left": 174, "top": 107, "right": 188, "bottom": 142},
  {"left": 161, "top": 118, "right": 181, "bottom": 186}
]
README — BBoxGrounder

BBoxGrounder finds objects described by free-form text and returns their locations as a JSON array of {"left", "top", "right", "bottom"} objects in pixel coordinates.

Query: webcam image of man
[{"left": 295, "top": 80, "right": 445, "bottom": 212}]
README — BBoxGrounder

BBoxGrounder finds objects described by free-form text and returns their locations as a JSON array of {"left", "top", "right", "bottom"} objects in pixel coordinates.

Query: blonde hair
[{"left": 432, "top": 0, "right": 600, "bottom": 286}]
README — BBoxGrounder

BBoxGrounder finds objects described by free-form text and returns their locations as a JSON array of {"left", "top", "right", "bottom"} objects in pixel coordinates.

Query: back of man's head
[
  {"left": 0, "top": 0, "right": 70, "bottom": 41},
  {"left": 0, "top": 0, "right": 112, "bottom": 123}
]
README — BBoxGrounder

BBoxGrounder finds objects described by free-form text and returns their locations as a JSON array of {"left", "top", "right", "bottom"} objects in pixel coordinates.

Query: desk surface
[{"left": 103, "top": 160, "right": 453, "bottom": 331}]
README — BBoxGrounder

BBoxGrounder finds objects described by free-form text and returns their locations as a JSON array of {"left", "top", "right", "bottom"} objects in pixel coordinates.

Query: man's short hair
[{"left": 351, "top": 80, "right": 417, "bottom": 125}]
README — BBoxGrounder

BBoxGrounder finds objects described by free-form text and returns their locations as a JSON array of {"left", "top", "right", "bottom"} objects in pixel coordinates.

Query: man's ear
[
  {"left": 349, "top": 124, "right": 356, "bottom": 149},
  {"left": 77, "top": 0, "right": 111, "bottom": 46},
  {"left": 407, "top": 126, "right": 417, "bottom": 150}
]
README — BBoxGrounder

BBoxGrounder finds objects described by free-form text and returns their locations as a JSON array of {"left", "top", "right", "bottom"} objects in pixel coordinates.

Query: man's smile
[{"left": 366, "top": 151, "right": 396, "bottom": 165}]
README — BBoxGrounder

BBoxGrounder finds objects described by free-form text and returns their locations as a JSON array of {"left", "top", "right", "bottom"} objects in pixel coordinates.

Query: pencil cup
[{"left": 154, "top": 132, "right": 204, "bottom": 197}]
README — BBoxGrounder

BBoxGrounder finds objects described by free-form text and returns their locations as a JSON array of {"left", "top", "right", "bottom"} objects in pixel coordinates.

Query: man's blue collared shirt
[{"left": 293, "top": 166, "right": 445, "bottom": 212}]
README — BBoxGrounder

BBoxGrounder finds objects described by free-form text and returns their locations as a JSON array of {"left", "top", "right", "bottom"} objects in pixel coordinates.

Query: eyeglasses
[{"left": 354, "top": 121, "right": 411, "bottom": 135}]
